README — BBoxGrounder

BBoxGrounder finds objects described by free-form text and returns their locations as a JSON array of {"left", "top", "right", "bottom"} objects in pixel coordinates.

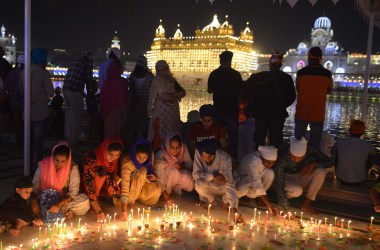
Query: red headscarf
[
  {"left": 95, "top": 137, "right": 123, "bottom": 173},
  {"left": 40, "top": 141, "right": 71, "bottom": 193}
]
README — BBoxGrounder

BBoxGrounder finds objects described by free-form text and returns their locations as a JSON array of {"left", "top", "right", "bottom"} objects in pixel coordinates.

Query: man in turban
[
  {"left": 294, "top": 47, "right": 333, "bottom": 149},
  {"left": 192, "top": 138, "right": 242, "bottom": 222},
  {"left": 207, "top": 51, "right": 243, "bottom": 161},
  {"left": 334, "top": 120, "right": 377, "bottom": 184},
  {"left": 236, "top": 146, "right": 278, "bottom": 215},
  {"left": 274, "top": 137, "right": 333, "bottom": 215},
  {"left": 188, "top": 104, "right": 228, "bottom": 158},
  {"left": 244, "top": 49, "right": 296, "bottom": 149}
]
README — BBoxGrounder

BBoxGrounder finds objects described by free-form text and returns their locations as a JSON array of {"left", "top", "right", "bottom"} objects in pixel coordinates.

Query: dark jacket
[{"left": 244, "top": 69, "right": 296, "bottom": 121}]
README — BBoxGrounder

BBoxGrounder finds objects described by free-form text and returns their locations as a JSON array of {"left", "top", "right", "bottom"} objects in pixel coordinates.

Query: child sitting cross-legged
[{"left": 0, "top": 176, "right": 43, "bottom": 236}]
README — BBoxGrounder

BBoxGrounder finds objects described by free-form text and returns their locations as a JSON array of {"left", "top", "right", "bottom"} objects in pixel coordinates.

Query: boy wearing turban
[
  {"left": 236, "top": 146, "right": 278, "bottom": 215},
  {"left": 192, "top": 138, "right": 242, "bottom": 222},
  {"left": 335, "top": 120, "right": 377, "bottom": 184},
  {"left": 274, "top": 137, "right": 333, "bottom": 215}
]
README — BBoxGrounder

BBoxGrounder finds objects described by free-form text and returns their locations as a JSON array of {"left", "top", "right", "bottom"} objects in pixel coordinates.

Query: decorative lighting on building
[{"left": 146, "top": 15, "right": 258, "bottom": 73}]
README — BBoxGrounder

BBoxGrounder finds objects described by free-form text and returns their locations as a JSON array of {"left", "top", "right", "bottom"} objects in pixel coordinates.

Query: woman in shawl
[
  {"left": 30, "top": 142, "right": 89, "bottom": 222},
  {"left": 154, "top": 134, "right": 194, "bottom": 206},
  {"left": 82, "top": 137, "right": 123, "bottom": 220},
  {"left": 99, "top": 60, "right": 129, "bottom": 138},
  {"left": 129, "top": 55, "right": 154, "bottom": 141},
  {"left": 119, "top": 139, "right": 161, "bottom": 220},
  {"left": 147, "top": 60, "right": 186, "bottom": 151}
]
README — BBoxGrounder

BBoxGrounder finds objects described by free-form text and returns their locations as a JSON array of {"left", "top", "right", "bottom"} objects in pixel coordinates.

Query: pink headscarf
[
  {"left": 161, "top": 133, "right": 185, "bottom": 167},
  {"left": 99, "top": 61, "right": 129, "bottom": 119},
  {"left": 40, "top": 141, "right": 72, "bottom": 193}
]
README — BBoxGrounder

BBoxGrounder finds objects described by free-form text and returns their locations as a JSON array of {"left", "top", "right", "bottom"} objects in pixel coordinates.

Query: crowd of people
[{"left": 0, "top": 45, "right": 379, "bottom": 237}]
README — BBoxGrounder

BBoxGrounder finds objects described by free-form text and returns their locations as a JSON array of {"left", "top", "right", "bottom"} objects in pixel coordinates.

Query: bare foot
[
  {"left": 65, "top": 210, "right": 74, "bottom": 220},
  {"left": 223, "top": 202, "right": 230, "bottom": 211},
  {"left": 9, "top": 228, "right": 20, "bottom": 237},
  {"left": 301, "top": 205, "right": 319, "bottom": 215},
  {"left": 374, "top": 204, "right": 380, "bottom": 212}
]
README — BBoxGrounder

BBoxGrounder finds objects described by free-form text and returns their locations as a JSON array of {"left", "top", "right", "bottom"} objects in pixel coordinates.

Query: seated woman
[
  {"left": 154, "top": 134, "right": 194, "bottom": 206},
  {"left": 82, "top": 137, "right": 123, "bottom": 220},
  {"left": 120, "top": 139, "right": 161, "bottom": 220},
  {"left": 31, "top": 142, "right": 90, "bottom": 223}
]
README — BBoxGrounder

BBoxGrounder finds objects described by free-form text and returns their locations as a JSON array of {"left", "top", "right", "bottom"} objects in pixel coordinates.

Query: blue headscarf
[
  {"left": 31, "top": 48, "right": 48, "bottom": 65},
  {"left": 129, "top": 139, "right": 154, "bottom": 175}
]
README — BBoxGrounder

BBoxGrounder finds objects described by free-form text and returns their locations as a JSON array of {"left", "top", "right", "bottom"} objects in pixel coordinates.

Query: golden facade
[{"left": 146, "top": 15, "right": 258, "bottom": 74}]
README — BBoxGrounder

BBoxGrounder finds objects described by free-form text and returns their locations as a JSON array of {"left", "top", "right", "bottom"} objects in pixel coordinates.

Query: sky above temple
[{"left": 1, "top": 0, "right": 380, "bottom": 57}]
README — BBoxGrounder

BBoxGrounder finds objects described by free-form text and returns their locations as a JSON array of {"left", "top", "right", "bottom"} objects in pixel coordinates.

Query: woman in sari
[
  {"left": 147, "top": 60, "right": 186, "bottom": 151},
  {"left": 31, "top": 141, "right": 89, "bottom": 222},
  {"left": 120, "top": 139, "right": 161, "bottom": 220},
  {"left": 82, "top": 137, "right": 123, "bottom": 220},
  {"left": 154, "top": 134, "right": 194, "bottom": 206}
]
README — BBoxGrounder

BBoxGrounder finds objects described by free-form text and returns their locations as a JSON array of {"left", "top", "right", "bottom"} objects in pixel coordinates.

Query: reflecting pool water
[{"left": 179, "top": 90, "right": 380, "bottom": 151}]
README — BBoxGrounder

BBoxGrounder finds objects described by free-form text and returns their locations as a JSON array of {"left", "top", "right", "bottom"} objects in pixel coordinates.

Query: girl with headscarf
[
  {"left": 119, "top": 139, "right": 161, "bottom": 220},
  {"left": 99, "top": 60, "right": 129, "bottom": 138},
  {"left": 154, "top": 134, "right": 194, "bottom": 206},
  {"left": 129, "top": 55, "right": 154, "bottom": 141},
  {"left": 147, "top": 60, "right": 186, "bottom": 151},
  {"left": 30, "top": 142, "right": 89, "bottom": 222},
  {"left": 81, "top": 137, "right": 123, "bottom": 220}
]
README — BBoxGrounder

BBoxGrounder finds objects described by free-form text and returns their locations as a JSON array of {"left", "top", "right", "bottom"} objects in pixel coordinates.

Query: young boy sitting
[{"left": 0, "top": 176, "right": 43, "bottom": 236}]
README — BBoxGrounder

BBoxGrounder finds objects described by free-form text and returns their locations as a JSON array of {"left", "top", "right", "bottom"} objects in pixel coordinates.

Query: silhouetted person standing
[
  {"left": 244, "top": 50, "right": 296, "bottom": 149},
  {"left": 207, "top": 51, "right": 242, "bottom": 161}
]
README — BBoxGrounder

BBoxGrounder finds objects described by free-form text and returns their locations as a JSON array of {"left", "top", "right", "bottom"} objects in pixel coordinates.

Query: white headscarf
[
  {"left": 258, "top": 146, "right": 278, "bottom": 161},
  {"left": 290, "top": 137, "right": 307, "bottom": 157}
]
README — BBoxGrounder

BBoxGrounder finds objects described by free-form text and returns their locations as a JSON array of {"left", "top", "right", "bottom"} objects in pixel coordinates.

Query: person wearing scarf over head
[
  {"left": 154, "top": 133, "right": 194, "bottom": 206},
  {"left": 147, "top": 60, "right": 186, "bottom": 152},
  {"left": 193, "top": 138, "right": 243, "bottom": 223},
  {"left": 119, "top": 139, "right": 161, "bottom": 221},
  {"left": 82, "top": 137, "right": 123, "bottom": 220},
  {"left": 30, "top": 142, "right": 90, "bottom": 223},
  {"left": 99, "top": 60, "right": 129, "bottom": 139}
]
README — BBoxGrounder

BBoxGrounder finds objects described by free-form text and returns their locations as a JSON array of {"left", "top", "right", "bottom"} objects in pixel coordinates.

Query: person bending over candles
[
  {"left": 236, "top": 146, "right": 278, "bottom": 215},
  {"left": 31, "top": 142, "right": 90, "bottom": 223},
  {"left": 0, "top": 176, "right": 43, "bottom": 236},
  {"left": 274, "top": 137, "right": 333, "bottom": 215},
  {"left": 154, "top": 133, "right": 194, "bottom": 206},
  {"left": 82, "top": 137, "right": 123, "bottom": 220},
  {"left": 120, "top": 139, "right": 161, "bottom": 220},
  {"left": 193, "top": 138, "right": 243, "bottom": 222}
]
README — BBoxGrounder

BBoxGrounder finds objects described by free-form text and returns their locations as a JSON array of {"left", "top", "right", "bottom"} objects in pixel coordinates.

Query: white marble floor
[{"left": 1, "top": 194, "right": 379, "bottom": 250}]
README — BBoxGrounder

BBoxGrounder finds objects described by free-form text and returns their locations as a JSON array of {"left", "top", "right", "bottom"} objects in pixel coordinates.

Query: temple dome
[
  {"left": 314, "top": 16, "right": 331, "bottom": 29},
  {"left": 202, "top": 15, "right": 221, "bottom": 32}
]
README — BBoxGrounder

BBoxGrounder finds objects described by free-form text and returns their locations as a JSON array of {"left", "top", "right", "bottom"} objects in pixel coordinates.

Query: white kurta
[
  {"left": 192, "top": 149, "right": 238, "bottom": 208},
  {"left": 236, "top": 151, "right": 274, "bottom": 198}
]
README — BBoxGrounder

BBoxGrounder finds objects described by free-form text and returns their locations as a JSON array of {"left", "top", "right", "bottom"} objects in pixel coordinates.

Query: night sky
[{"left": 2, "top": 0, "right": 380, "bottom": 57}]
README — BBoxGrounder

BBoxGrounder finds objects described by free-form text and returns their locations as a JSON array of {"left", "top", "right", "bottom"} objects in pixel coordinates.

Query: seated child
[{"left": 0, "top": 176, "right": 43, "bottom": 236}]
